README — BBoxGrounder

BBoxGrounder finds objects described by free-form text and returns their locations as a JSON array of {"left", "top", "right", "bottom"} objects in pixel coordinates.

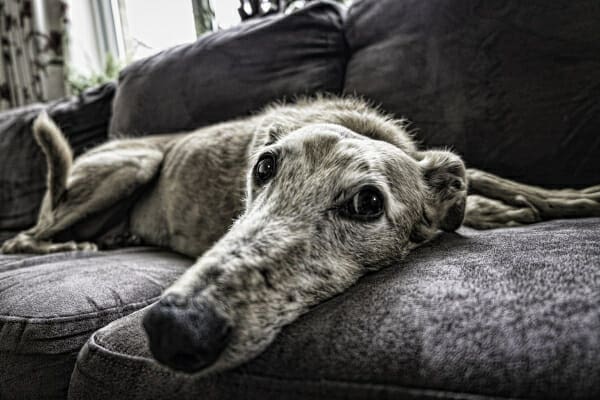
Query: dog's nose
[{"left": 143, "top": 294, "right": 231, "bottom": 373}]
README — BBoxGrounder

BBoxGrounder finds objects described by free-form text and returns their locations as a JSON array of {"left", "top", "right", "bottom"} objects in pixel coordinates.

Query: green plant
[{"left": 68, "top": 53, "right": 122, "bottom": 95}]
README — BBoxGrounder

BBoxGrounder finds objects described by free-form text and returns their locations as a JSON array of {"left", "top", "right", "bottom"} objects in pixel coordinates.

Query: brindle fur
[{"left": 2, "top": 97, "right": 599, "bottom": 375}]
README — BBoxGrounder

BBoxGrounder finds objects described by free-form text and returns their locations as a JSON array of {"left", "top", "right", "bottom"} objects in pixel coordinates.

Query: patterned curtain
[
  {"left": 0, "top": 0, "right": 68, "bottom": 111},
  {"left": 191, "top": 0, "right": 214, "bottom": 34}
]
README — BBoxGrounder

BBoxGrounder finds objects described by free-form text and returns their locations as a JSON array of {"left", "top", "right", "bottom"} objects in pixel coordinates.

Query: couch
[{"left": 1, "top": 1, "right": 599, "bottom": 399}]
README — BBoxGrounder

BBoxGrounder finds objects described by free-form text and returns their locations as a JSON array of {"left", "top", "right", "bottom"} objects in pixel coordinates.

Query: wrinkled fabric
[
  {"left": 108, "top": 2, "right": 348, "bottom": 138},
  {"left": 0, "top": 247, "right": 192, "bottom": 400},
  {"left": 344, "top": 0, "right": 600, "bottom": 188},
  {"left": 69, "top": 218, "right": 600, "bottom": 400},
  {"left": 0, "top": 83, "right": 116, "bottom": 233}
]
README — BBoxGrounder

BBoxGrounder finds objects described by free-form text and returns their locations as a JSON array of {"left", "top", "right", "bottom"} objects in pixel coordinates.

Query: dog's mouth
[
  {"left": 141, "top": 215, "right": 310, "bottom": 374},
  {"left": 142, "top": 293, "right": 233, "bottom": 373},
  {"left": 140, "top": 195, "right": 373, "bottom": 374}
]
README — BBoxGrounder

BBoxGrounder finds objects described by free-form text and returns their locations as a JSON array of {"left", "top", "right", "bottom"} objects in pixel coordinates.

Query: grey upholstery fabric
[
  {"left": 69, "top": 218, "right": 600, "bottom": 400},
  {"left": 0, "top": 103, "right": 44, "bottom": 236},
  {"left": 108, "top": 2, "right": 347, "bottom": 138},
  {"left": 0, "top": 247, "right": 192, "bottom": 400},
  {"left": 344, "top": 0, "right": 600, "bottom": 188},
  {"left": 0, "top": 83, "right": 115, "bottom": 235}
]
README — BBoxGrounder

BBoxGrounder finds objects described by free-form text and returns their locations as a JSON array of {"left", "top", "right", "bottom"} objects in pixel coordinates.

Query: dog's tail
[{"left": 33, "top": 112, "right": 73, "bottom": 208}]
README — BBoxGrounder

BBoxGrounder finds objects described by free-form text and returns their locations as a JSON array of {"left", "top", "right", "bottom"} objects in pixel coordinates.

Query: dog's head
[{"left": 143, "top": 123, "right": 466, "bottom": 375}]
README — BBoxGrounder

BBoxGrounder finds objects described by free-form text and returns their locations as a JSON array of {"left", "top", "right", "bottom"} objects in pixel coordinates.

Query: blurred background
[{"left": 0, "top": 0, "right": 349, "bottom": 111}]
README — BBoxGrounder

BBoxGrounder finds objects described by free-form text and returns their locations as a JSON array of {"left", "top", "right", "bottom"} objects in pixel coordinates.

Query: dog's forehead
[
  {"left": 279, "top": 123, "right": 415, "bottom": 172},
  {"left": 271, "top": 124, "right": 425, "bottom": 213},
  {"left": 280, "top": 123, "right": 359, "bottom": 147}
]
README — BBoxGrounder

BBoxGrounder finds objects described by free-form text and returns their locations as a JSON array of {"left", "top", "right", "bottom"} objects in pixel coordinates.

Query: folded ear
[{"left": 410, "top": 150, "right": 467, "bottom": 244}]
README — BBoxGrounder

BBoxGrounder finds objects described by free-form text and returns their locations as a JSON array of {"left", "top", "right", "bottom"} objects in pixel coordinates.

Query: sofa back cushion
[
  {"left": 109, "top": 2, "right": 347, "bottom": 138},
  {"left": 344, "top": 0, "right": 600, "bottom": 187}
]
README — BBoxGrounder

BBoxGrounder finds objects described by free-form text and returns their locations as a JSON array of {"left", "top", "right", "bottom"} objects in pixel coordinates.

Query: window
[
  {"left": 66, "top": 0, "right": 348, "bottom": 91},
  {"left": 116, "top": 0, "right": 198, "bottom": 61},
  {"left": 213, "top": 0, "right": 242, "bottom": 29},
  {"left": 67, "top": 0, "right": 242, "bottom": 79}
]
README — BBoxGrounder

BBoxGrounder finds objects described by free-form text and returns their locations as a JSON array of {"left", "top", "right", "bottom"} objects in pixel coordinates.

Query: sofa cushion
[
  {"left": 69, "top": 218, "right": 600, "bottom": 400},
  {"left": 0, "top": 83, "right": 116, "bottom": 235},
  {"left": 108, "top": 2, "right": 347, "bottom": 138},
  {"left": 0, "top": 247, "right": 191, "bottom": 400},
  {"left": 344, "top": 0, "right": 600, "bottom": 188}
]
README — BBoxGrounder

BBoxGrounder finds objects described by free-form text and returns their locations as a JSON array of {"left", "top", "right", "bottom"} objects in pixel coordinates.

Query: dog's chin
[
  {"left": 151, "top": 348, "right": 227, "bottom": 375},
  {"left": 150, "top": 338, "right": 256, "bottom": 376},
  {"left": 156, "top": 356, "right": 213, "bottom": 375}
]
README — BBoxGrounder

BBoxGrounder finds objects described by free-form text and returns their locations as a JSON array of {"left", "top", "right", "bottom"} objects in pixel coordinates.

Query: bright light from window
[
  {"left": 213, "top": 0, "right": 241, "bottom": 29},
  {"left": 67, "top": 0, "right": 245, "bottom": 77},
  {"left": 122, "top": 0, "right": 197, "bottom": 60}
]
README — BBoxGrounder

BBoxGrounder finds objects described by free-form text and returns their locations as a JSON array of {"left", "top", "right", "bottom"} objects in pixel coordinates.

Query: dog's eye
[
  {"left": 254, "top": 154, "right": 277, "bottom": 183},
  {"left": 341, "top": 187, "right": 384, "bottom": 220}
]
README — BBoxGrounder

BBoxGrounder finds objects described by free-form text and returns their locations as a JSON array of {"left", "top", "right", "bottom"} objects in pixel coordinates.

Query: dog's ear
[
  {"left": 251, "top": 119, "right": 288, "bottom": 153},
  {"left": 410, "top": 150, "right": 467, "bottom": 244}
]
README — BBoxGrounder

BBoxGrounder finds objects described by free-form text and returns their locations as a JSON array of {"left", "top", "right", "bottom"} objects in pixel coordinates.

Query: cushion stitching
[
  {"left": 0, "top": 247, "right": 189, "bottom": 274},
  {"left": 0, "top": 247, "right": 169, "bottom": 272},
  {"left": 83, "top": 340, "right": 175, "bottom": 377},
  {"left": 221, "top": 374, "right": 519, "bottom": 400},
  {"left": 0, "top": 349, "right": 80, "bottom": 358},
  {"left": 0, "top": 297, "right": 159, "bottom": 324},
  {"left": 85, "top": 334, "right": 523, "bottom": 400}
]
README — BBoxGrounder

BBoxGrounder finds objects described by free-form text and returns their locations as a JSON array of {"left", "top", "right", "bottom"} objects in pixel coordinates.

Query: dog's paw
[
  {"left": 0, "top": 235, "right": 98, "bottom": 254},
  {"left": 75, "top": 241, "right": 98, "bottom": 252},
  {"left": 1, "top": 233, "right": 33, "bottom": 254},
  {"left": 1, "top": 239, "right": 17, "bottom": 254},
  {"left": 47, "top": 240, "right": 98, "bottom": 253}
]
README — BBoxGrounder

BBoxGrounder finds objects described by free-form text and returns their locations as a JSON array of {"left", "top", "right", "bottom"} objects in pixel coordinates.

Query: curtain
[
  {"left": 191, "top": 0, "right": 214, "bottom": 34},
  {"left": 0, "top": 0, "right": 68, "bottom": 111}
]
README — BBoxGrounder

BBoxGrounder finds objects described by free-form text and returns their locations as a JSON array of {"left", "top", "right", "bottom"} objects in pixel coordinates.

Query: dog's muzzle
[{"left": 143, "top": 294, "right": 231, "bottom": 373}]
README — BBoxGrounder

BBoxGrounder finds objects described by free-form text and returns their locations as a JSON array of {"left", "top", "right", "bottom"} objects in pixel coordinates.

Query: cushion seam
[
  {"left": 86, "top": 333, "right": 523, "bottom": 400},
  {"left": 0, "top": 296, "right": 159, "bottom": 323},
  {"left": 222, "top": 373, "right": 520, "bottom": 400}
]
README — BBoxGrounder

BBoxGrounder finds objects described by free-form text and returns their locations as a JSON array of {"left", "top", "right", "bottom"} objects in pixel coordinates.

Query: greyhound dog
[{"left": 2, "top": 97, "right": 599, "bottom": 375}]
